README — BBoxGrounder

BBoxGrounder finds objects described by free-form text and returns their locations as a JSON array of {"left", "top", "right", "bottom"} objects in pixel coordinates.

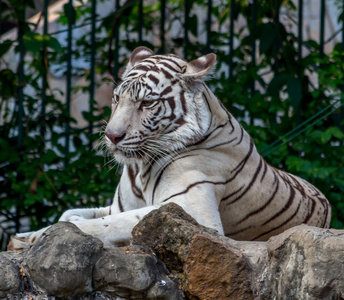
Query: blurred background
[{"left": 1, "top": 0, "right": 344, "bottom": 250}]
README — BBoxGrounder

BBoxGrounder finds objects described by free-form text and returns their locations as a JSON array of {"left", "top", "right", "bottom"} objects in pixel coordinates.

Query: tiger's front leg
[
  {"left": 70, "top": 184, "right": 224, "bottom": 248},
  {"left": 66, "top": 206, "right": 158, "bottom": 248},
  {"left": 58, "top": 206, "right": 112, "bottom": 222},
  {"left": 8, "top": 207, "right": 113, "bottom": 250}
]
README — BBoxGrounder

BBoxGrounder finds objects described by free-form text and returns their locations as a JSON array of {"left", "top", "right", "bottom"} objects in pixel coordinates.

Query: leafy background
[{"left": 1, "top": 0, "right": 344, "bottom": 250}]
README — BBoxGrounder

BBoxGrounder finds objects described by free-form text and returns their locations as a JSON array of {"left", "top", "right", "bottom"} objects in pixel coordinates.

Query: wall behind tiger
[{"left": 1, "top": 0, "right": 344, "bottom": 250}]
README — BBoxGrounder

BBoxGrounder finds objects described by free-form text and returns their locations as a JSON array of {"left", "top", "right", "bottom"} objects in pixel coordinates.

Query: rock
[
  {"left": 1, "top": 221, "right": 184, "bottom": 299},
  {"left": 132, "top": 203, "right": 344, "bottom": 300},
  {"left": 265, "top": 224, "right": 344, "bottom": 300},
  {"left": 2, "top": 205, "right": 344, "bottom": 299},
  {"left": 131, "top": 203, "right": 259, "bottom": 299},
  {"left": 0, "top": 252, "right": 22, "bottom": 298},
  {"left": 93, "top": 246, "right": 184, "bottom": 299},
  {"left": 24, "top": 222, "right": 104, "bottom": 297}
]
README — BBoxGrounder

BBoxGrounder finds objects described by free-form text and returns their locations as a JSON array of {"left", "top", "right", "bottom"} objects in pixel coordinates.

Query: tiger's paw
[{"left": 7, "top": 228, "right": 46, "bottom": 251}]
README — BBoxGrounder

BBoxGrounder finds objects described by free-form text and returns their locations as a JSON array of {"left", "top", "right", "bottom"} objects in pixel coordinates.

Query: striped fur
[{"left": 10, "top": 47, "right": 331, "bottom": 249}]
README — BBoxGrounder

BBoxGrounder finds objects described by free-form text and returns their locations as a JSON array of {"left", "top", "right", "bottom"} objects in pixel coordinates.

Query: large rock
[
  {"left": 266, "top": 225, "right": 344, "bottom": 300},
  {"left": 0, "top": 252, "right": 22, "bottom": 298},
  {"left": 132, "top": 203, "right": 344, "bottom": 300},
  {"left": 1, "top": 221, "right": 184, "bottom": 299},
  {"left": 93, "top": 246, "right": 184, "bottom": 299},
  {"left": 24, "top": 222, "right": 104, "bottom": 297},
  {"left": 131, "top": 203, "right": 263, "bottom": 299},
  {"left": 1, "top": 204, "right": 344, "bottom": 299}
]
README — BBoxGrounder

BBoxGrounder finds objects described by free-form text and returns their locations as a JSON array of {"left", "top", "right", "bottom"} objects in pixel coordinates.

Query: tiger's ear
[
  {"left": 129, "top": 46, "right": 155, "bottom": 66},
  {"left": 122, "top": 46, "right": 155, "bottom": 80},
  {"left": 183, "top": 53, "right": 217, "bottom": 79}
]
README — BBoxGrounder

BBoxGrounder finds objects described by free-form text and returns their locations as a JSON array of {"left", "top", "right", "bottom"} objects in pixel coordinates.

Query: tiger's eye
[{"left": 141, "top": 100, "right": 151, "bottom": 106}]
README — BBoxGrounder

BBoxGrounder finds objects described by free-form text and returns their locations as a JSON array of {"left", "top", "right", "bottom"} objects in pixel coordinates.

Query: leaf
[
  {"left": 46, "top": 36, "right": 61, "bottom": 51},
  {"left": 320, "top": 129, "right": 332, "bottom": 144},
  {"left": 287, "top": 77, "right": 301, "bottom": 108},
  {"left": 0, "top": 69, "right": 17, "bottom": 98},
  {"left": 23, "top": 32, "right": 42, "bottom": 55},
  {"left": 0, "top": 40, "right": 13, "bottom": 56},
  {"left": 42, "top": 149, "right": 59, "bottom": 164},
  {"left": 258, "top": 23, "right": 276, "bottom": 53},
  {"left": 267, "top": 74, "right": 288, "bottom": 97},
  {"left": 330, "top": 127, "right": 344, "bottom": 140}
]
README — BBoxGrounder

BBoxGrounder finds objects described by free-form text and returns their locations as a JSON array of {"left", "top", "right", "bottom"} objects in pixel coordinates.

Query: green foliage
[{"left": 1, "top": 0, "right": 344, "bottom": 249}]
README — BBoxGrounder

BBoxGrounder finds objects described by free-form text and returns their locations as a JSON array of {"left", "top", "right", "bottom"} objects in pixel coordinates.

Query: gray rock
[
  {"left": 24, "top": 222, "right": 104, "bottom": 298},
  {"left": 265, "top": 224, "right": 344, "bottom": 300},
  {"left": 3, "top": 205, "right": 344, "bottom": 299},
  {"left": 93, "top": 246, "right": 184, "bottom": 300},
  {"left": 0, "top": 252, "right": 22, "bottom": 298}
]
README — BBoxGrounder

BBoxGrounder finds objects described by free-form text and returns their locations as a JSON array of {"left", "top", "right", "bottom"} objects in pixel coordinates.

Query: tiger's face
[{"left": 104, "top": 47, "right": 216, "bottom": 165}]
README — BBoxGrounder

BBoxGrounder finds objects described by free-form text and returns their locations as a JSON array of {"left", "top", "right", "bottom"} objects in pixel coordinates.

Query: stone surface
[
  {"left": 0, "top": 252, "right": 22, "bottom": 298},
  {"left": 132, "top": 203, "right": 344, "bottom": 300},
  {"left": 2, "top": 204, "right": 344, "bottom": 299},
  {"left": 265, "top": 225, "right": 344, "bottom": 300},
  {"left": 131, "top": 203, "right": 257, "bottom": 299},
  {"left": 24, "top": 222, "right": 104, "bottom": 297},
  {"left": 0, "top": 221, "right": 184, "bottom": 299},
  {"left": 94, "top": 246, "right": 184, "bottom": 299}
]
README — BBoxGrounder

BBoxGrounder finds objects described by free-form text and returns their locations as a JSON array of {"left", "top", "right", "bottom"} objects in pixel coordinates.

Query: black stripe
[
  {"left": 303, "top": 197, "right": 316, "bottom": 224},
  {"left": 160, "top": 86, "right": 173, "bottom": 97},
  {"left": 224, "top": 156, "right": 263, "bottom": 205},
  {"left": 231, "top": 138, "right": 254, "bottom": 175},
  {"left": 155, "top": 56, "right": 185, "bottom": 70},
  {"left": 117, "top": 184, "right": 124, "bottom": 212},
  {"left": 234, "top": 125, "right": 244, "bottom": 146},
  {"left": 159, "top": 141, "right": 257, "bottom": 203},
  {"left": 192, "top": 121, "right": 229, "bottom": 147},
  {"left": 148, "top": 74, "right": 159, "bottom": 85},
  {"left": 319, "top": 196, "right": 330, "bottom": 228},
  {"left": 160, "top": 67, "right": 173, "bottom": 79},
  {"left": 127, "top": 165, "right": 146, "bottom": 203},
  {"left": 161, "top": 179, "right": 218, "bottom": 203},
  {"left": 225, "top": 225, "right": 253, "bottom": 238},
  {"left": 180, "top": 90, "right": 187, "bottom": 113},
  {"left": 253, "top": 198, "right": 302, "bottom": 241},
  {"left": 260, "top": 160, "right": 268, "bottom": 183},
  {"left": 202, "top": 91, "right": 212, "bottom": 112},
  {"left": 159, "top": 61, "right": 180, "bottom": 73},
  {"left": 236, "top": 172, "right": 279, "bottom": 225},
  {"left": 133, "top": 65, "right": 151, "bottom": 72},
  {"left": 195, "top": 137, "right": 238, "bottom": 151},
  {"left": 152, "top": 154, "right": 199, "bottom": 204},
  {"left": 220, "top": 185, "right": 245, "bottom": 201},
  {"left": 262, "top": 185, "right": 296, "bottom": 226}
]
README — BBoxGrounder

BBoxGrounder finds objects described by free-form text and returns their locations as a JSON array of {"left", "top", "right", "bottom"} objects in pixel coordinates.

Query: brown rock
[
  {"left": 185, "top": 235, "right": 253, "bottom": 300},
  {"left": 131, "top": 203, "right": 256, "bottom": 299}
]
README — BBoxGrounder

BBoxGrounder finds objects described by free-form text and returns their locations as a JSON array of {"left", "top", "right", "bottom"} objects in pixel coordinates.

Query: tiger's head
[{"left": 104, "top": 46, "right": 216, "bottom": 165}]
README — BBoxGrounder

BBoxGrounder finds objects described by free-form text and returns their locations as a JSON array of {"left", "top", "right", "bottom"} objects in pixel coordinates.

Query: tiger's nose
[{"left": 105, "top": 131, "right": 126, "bottom": 145}]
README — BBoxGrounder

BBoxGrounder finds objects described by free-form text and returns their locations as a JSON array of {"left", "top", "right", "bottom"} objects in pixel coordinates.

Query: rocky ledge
[{"left": 1, "top": 203, "right": 344, "bottom": 300}]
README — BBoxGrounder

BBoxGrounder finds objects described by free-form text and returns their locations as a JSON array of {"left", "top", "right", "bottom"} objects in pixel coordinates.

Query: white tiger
[{"left": 10, "top": 46, "right": 331, "bottom": 250}]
